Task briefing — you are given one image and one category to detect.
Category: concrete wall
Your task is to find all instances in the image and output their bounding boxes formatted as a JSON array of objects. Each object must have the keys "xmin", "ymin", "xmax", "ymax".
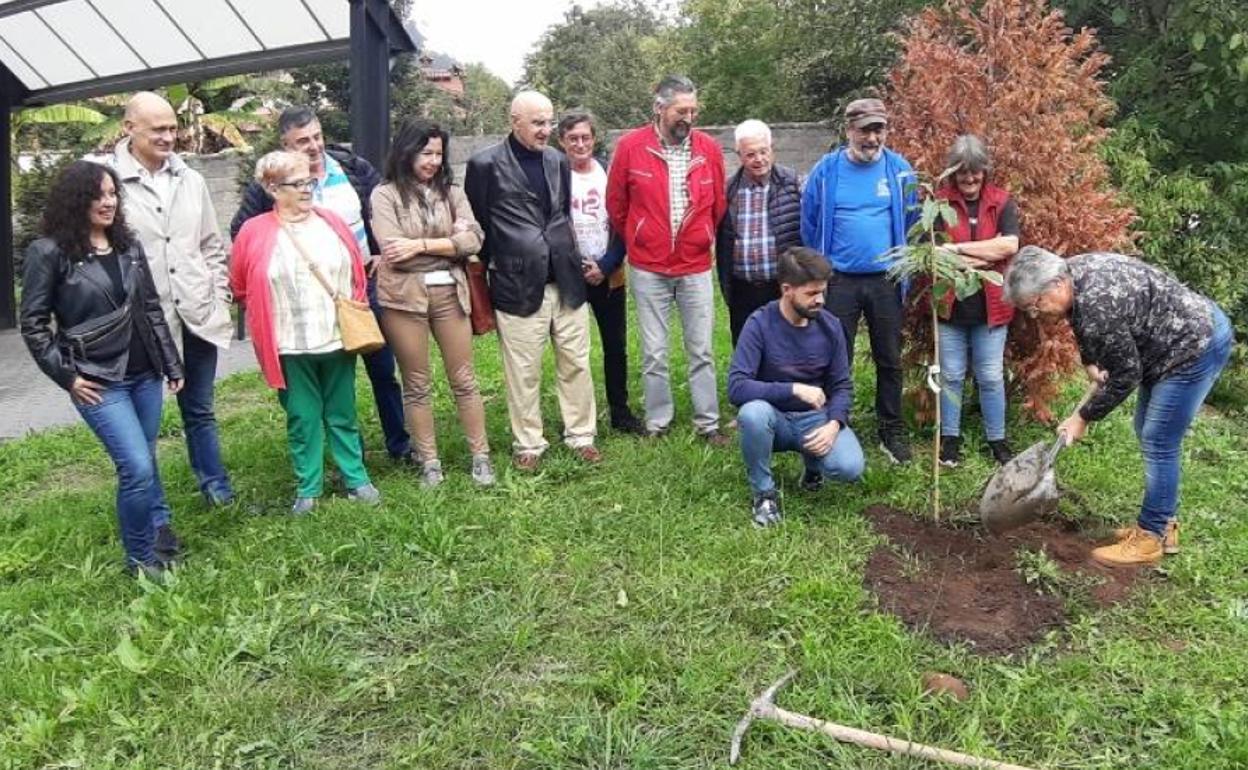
[{"xmin": 189, "ymin": 122, "xmax": 840, "ymax": 239}]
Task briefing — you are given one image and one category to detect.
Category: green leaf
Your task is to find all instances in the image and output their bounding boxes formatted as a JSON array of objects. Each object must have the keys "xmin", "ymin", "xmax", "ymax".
[
  {"xmin": 1231, "ymin": 33, "xmax": 1243, "ymax": 51},
  {"xmin": 932, "ymin": 279, "xmax": 953, "ymax": 300},
  {"xmin": 953, "ymin": 271, "xmax": 981, "ymax": 300},
  {"xmin": 937, "ymin": 201, "xmax": 959, "ymax": 228},
  {"xmin": 978, "ymin": 269, "xmax": 1004, "ymax": 286},
  {"xmin": 113, "ymin": 634, "xmax": 150, "ymax": 674},
  {"xmin": 1110, "ymin": 6, "xmax": 1128, "ymax": 25},
  {"xmin": 1192, "ymin": 30, "xmax": 1206, "ymax": 52}
]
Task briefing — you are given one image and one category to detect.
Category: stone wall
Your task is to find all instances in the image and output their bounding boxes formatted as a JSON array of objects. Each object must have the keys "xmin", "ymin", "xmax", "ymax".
[
  {"xmin": 190, "ymin": 121, "xmax": 840, "ymax": 240},
  {"xmin": 183, "ymin": 150, "xmax": 248, "ymax": 241}
]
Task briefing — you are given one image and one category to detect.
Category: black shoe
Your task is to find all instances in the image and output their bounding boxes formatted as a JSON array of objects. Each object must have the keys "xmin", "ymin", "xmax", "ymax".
[
  {"xmin": 939, "ymin": 436, "xmax": 962, "ymax": 467},
  {"xmin": 126, "ymin": 560, "xmax": 170, "ymax": 582},
  {"xmin": 154, "ymin": 525, "xmax": 183, "ymax": 561},
  {"xmin": 751, "ymin": 490, "xmax": 783, "ymax": 528},
  {"xmin": 799, "ymin": 468, "xmax": 824, "ymax": 492},
  {"xmin": 987, "ymin": 439, "xmax": 1015, "ymax": 465},
  {"xmin": 610, "ymin": 412, "xmax": 647, "ymax": 436},
  {"xmin": 878, "ymin": 430, "xmax": 912, "ymax": 464}
]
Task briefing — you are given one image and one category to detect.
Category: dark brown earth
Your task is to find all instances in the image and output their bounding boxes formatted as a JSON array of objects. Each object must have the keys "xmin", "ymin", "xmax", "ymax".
[{"xmin": 863, "ymin": 505, "xmax": 1146, "ymax": 655}]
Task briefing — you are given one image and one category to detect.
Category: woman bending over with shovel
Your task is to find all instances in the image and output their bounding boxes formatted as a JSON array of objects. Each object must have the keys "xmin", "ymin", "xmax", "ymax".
[{"xmin": 1004, "ymin": 246, "xmax": 1234, "ymax": 566}]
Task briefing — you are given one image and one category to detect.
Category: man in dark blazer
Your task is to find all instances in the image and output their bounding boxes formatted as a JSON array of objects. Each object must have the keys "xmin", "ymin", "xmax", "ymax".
[{"xmin": 464, "ymin": 90, "xmax": 600, "ymax": 470}]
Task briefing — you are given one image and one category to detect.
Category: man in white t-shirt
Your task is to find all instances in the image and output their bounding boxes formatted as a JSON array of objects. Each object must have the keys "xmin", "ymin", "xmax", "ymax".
[{"xmin": 557, "ymin": 109, "xmax": 644, "ymax": 434}]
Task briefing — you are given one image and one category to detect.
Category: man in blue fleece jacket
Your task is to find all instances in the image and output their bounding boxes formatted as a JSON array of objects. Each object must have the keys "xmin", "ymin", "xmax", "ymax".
[
  {"xmin": 800, "ymin": 98, "xmax": 918, "ymax": 465},
  {"xmin": 728, "ymin": 247, "xmax": 865, "ymax": 527}
]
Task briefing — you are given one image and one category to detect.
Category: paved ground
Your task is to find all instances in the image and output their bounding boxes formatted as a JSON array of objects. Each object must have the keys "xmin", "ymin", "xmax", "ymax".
[{"xmin": 0, "ymin": 329, "xmax": 258, "ymax": 441}]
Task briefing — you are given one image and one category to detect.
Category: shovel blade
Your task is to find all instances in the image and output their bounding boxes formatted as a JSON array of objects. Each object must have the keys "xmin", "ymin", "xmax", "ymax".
[{"xmin": 980, "ymin": 437, "xmax": 1065, "ymax": 533}]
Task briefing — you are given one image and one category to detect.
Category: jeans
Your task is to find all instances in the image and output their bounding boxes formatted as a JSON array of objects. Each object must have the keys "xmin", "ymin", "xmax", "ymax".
[
  {"xmin": 173, "ymin": 328, "xmax": 233, "ymax": 509},
  {"xmin": 824, "ymin": 272, "xmax": 904, "ymax": 434},
  {"xmin": 586, "ymin": 281, "xmax": 633, "ymax": 421},
  {"xmin": 937, "ymin": 322, "xmax": 1008, "ymax": 441},
  {"xmin": 631, "ymin": 266, "xmax": 720, "ymax": 434},
  {"xmin": 74, "ymin": 374, "xmax": 169, "ymax": 566},
  {"xmin": 728, "ymin": 277, "xmax": 781, "ymax": 347},
  {"xmin": 737, "ymin": 400, "xmax": 865, "ymax": 495},
  {"xmin": 363, "ymin": 274, "xmax": 412, "ymax": 459},
  {"xmin": 1134, "ymin": 304, "xmax": 1234, "ymax": 536}
]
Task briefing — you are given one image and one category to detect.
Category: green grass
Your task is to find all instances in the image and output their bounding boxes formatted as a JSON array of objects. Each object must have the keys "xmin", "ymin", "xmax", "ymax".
[{"xmin": 2, "ymin": 319, "xmax": 1248, "ymax": 769}]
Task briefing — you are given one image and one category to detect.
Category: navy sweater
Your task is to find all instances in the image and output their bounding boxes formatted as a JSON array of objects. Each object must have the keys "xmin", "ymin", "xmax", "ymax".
[{"xmin": 727, "ymin": 301, "xmax": 853, "ymax": 427}]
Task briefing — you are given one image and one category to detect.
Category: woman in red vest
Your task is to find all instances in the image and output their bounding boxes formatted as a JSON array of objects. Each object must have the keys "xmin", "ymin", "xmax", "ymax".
[{"xmin": 936, "ymin": 135, "xmax": 1020, "ymax": 467}]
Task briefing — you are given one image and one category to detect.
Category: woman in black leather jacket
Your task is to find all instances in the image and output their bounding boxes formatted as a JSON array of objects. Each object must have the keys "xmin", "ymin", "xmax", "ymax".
[{"xmin": 20, "ymin": 161, "xmax": 185, "ymax": 580}]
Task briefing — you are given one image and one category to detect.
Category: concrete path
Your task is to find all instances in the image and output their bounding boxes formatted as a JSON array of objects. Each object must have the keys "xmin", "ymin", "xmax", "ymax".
[{"xmin": 0, "ymin": 329, "xmax": 258, "ymax": 441}]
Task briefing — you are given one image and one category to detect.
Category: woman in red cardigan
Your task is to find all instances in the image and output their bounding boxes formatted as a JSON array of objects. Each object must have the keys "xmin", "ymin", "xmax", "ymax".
[
  {"xmin": 936, "ymin": 135, "xmax": 1021, "ymax": 467},
  {"xmin": 230, "ymin": 150, "xmax": 381, "ymax": 514}
]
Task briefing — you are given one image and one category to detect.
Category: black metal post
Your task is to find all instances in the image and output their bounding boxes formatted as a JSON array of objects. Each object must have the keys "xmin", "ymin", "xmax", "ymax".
[
  {"xmin": 0, "ymin": 90, "xmax": 14, "ymax": 330},
  {"xmin": 349, "ymin": 0, "xmax": 391, "ymax": 170}
]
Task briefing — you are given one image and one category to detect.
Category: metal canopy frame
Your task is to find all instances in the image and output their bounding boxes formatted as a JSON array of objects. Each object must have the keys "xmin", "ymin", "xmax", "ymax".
[{"xmin": 0, "ymin": 0, "xmax": 414, "ymax": 329}]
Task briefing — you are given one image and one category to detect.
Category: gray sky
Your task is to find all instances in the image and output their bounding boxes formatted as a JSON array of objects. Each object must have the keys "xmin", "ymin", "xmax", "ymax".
[{"xmin": 412, "ymin": 0, "xmax": 604, "ymax": 85}]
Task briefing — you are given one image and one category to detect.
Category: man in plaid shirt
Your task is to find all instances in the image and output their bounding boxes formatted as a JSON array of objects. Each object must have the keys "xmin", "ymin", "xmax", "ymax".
[
  {"xmin": 607, "ymin": 76, "xmax": 729, "ymax": 444},
  {"xmin": 715, "ymin": 120, "xmax": 804, "ymax": 346}
]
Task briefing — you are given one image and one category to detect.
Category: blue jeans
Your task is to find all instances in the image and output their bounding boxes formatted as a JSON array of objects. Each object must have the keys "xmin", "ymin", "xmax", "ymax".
[
  {"xmin": 737, "ymin": 400, "xmax": 865, "ymax": 495},
  {"xmin": 74, "ymin": 374, "xmax": 169, "ymax": 566},
  {"xmin": 1134, "ymin": 305, "xmax": 1234, "ymax": 536},
  {"xmin": 172, "ymin": 328, "xmax": 233, "ymax": 509},
  {"xmin": 363, "ymin": 274, "xmax": 412, "ymax": 458},
  {"xmin": 938, "ymin": 322, "xmax": 1008, "ymax": 441}
]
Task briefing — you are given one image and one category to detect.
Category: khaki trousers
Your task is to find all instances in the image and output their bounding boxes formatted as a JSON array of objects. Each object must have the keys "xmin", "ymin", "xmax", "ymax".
[
  {"xmin": 494, "ymin": 284, "xmax": 597, "ymax": 454},
  {"xmin": 380, "ymin": 286, "xmax": 489, "ymax": 462}
]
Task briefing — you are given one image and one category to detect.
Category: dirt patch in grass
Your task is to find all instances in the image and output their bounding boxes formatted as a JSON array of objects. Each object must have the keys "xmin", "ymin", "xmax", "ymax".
[{"xmin": 863, "ymin": 505, "xmax": 1145, "ymax": 655}]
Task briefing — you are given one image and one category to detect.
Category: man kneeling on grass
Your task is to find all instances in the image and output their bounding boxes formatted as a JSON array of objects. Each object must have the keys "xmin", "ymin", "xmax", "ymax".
[{"xmin": 728, "ymin": 247, "xmax": 866, "ymax": 527}]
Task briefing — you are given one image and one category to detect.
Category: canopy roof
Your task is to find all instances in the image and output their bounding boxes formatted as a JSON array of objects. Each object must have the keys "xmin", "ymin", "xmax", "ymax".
[{"xmin": 0, "ymin": 0, "xmax": 414, "ymax": 105}]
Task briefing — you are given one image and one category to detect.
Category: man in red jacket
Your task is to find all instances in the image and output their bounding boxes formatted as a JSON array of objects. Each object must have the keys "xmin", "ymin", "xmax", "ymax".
[{"xmin": 606, "ymin": 75, "xmax": 729, "ymax": 444}]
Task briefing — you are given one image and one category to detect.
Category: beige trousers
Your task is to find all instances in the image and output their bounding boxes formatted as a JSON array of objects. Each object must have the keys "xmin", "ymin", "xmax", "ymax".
[
  {"xmin": 380, "ymin": 286, "xmax": 489, "ymax": 462},
  {"xmin": 494, "ymin": 284, "xmax": 597, "ymax": 454}
]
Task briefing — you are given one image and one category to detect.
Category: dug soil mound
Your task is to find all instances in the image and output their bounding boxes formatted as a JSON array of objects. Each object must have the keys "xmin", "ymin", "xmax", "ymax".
[{"xmin": 863, "ymin": 505, "xmax": 1146, "ymax": 655}]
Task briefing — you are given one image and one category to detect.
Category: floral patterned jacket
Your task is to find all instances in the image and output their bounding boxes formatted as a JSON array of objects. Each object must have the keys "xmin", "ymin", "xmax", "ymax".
[{"xmin": 1069, "ymin": 252, "xmax": 1214, "ymax": 421}]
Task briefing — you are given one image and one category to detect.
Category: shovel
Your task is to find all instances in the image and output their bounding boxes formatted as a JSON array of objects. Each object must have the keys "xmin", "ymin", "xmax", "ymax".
[{"xmin": 979, "ymin": 383, "xmax": 1097, "ymax": 534}]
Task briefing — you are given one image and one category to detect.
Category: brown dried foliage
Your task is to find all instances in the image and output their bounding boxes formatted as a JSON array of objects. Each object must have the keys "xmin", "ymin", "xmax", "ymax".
[{"xmin": 885, "ymin": 0, "xmax": 1135, "ymax": 421}]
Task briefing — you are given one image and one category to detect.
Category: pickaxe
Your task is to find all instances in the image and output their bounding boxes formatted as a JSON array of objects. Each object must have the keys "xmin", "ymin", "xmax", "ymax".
[{"xmin": 729, "ymin": 670, "xmax": 1037, "ymax": 769}]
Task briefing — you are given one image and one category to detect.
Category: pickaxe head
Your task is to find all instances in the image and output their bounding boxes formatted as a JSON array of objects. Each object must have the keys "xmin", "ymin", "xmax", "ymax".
[{"xmin": 729, "ymin": 670, "xmax": 797, "ymax": 765}]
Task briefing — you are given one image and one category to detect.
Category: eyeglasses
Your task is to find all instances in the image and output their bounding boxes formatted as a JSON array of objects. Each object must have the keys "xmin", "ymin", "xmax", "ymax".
[{"xmin": 277, "ymin": 178, "xmax": 317, "ymax": 192}]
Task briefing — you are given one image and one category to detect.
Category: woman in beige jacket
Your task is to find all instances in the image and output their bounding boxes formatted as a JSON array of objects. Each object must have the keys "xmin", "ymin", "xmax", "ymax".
[{"xmin": 371, "ymin": 119, "xmax": 494, "ymax": 486}]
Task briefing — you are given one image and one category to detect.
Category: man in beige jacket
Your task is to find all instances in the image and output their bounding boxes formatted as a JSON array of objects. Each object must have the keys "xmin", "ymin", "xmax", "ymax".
[{"xmin": 111, "ymin": 92, "xmax": 235, "ymax": 555}]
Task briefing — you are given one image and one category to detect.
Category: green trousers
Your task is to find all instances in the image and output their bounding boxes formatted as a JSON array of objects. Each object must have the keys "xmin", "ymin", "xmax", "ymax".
[{"xmin": 277, "ymin": 351, "xmax": 371, "ymax": 497}]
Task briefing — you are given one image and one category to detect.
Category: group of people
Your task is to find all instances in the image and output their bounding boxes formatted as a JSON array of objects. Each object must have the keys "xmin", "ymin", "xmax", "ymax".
[{"xmin": 19, "ymin": 75, "xmax": 1233, "ymax": 578}]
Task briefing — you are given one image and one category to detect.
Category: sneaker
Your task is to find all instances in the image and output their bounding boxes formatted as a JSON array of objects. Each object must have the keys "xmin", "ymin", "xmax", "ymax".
[
  {"xmin": 573, "ymin": 445, "xmax": 603, "ymax": 464},
  {"xmin": 347, "ymin": 483, "xmax": 382, "ymax": 505},
  {"xmin": 290, "ymin": 497, "xmax": 317, "ymax": 516},
  {"xmin": 987, "ymin": 439, "xmax": 1015, "ymax": 465},
  {"xmin": 1114, "ymin": 519, "xmax": 1179, "ymax": 555},
  {"xmin": 644, "ymin": 425, "xmax": 670, "ymax": 440},
  {"xmin": 513, "ymin": 452, "xmax": 542, "ymax": 471},
  {"xmin": 879, "ymin": 430, "xmax": 912, "ymax": 464},
  {"xmin": 154, "ymin": 524, "xmax": 183, "ymax": 561},
  {"xmin": 204, "ymin": 489, "xmax": 236, "ymax": 507},
  {"xmin": 751, "ymin": 490, "xmax": 783, "ymax": 528},
  {"xmin": 610, "ymin": 412, "xmax": 647, "ymax": 436},
  {"xmin": 701, "ymin": 429, "xmax": 733, "ymax": 448},
  {"xmin": 420, "ymin": 459, "xmax": 445, "ymax": 488},
  {"xmin": 799, "ymin": 468, "xmax": 824, "ymax": 492},
  {"xmin": 939, "ymin": 436, "xmax": 962, "ymax": 467},
  {"xmin": 471, "ymin": 453, "xmax": 496, "ymax": 486},
  {"xmin": 1092, "ymin": 526, "xmax": 1162, "ymax": 566}
]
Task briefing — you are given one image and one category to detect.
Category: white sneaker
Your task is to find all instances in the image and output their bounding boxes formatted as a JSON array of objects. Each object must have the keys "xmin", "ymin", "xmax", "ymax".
[{"xmin": 470, "ymin": 454, "xmax": 496, "ymax": 486}]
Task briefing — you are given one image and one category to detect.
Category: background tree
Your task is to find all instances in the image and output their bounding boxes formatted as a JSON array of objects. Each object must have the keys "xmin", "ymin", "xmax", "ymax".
[
  {"xmin": 522, "ymin": 1, "xmax": 672, "ymax": 127},
  {"xmin": 887, "ymin": 0, "xmax": 1135, "ymax": 421}
]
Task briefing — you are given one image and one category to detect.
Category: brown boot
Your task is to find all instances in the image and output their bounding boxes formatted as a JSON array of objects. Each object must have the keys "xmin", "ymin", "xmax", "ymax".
[
  {"xmin": 1093, "ymin": 527, "xmax": 1163, "ymax": 567},
  {"xmin": 1114, "ymin": 520, "xmax": 1179, "ymax": 554}
]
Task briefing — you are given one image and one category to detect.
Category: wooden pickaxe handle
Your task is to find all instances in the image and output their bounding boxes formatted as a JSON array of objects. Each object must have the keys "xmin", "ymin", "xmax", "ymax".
[{"xmin": 763, "ymin": 702, "xmax": 1037, "ymax": 770}]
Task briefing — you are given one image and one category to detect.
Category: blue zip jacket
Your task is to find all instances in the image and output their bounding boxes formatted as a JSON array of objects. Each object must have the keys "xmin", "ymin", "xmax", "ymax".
[{"xmin": 799, "ymin": 147, "xmax": 919, "ymax": 273}]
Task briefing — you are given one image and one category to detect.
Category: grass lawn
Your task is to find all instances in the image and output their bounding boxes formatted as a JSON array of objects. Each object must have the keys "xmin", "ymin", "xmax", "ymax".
[{"xmin": 2, "ymin": 317, "xmax": 1247, "ymax": 770}]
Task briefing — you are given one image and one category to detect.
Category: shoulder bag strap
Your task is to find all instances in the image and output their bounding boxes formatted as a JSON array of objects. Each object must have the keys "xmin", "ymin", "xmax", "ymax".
[{"xmin": 280, "ymin": 218, "xmax": 340, "ymax": 300}]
